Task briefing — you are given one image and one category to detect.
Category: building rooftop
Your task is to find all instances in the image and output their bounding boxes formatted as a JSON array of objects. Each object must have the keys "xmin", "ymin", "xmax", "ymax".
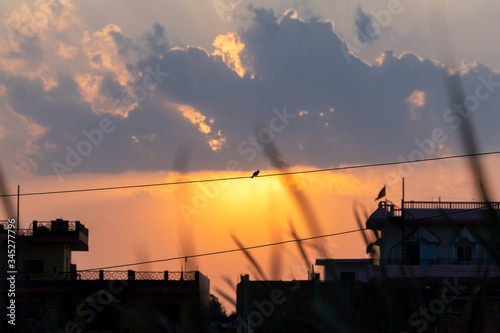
[
  {"xmin": 0, "ymin": 219, "xmax": 89, "ymax": 251},
  {"xmin": 367, "ymin": 200, "xmax": 500, "ymax": 229}
]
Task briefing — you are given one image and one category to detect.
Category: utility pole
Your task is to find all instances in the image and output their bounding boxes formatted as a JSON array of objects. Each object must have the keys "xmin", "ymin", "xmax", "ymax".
[
  {"xmin": 401, "ymin": 178, "xmax": 405, "ymax": 265},
  {"xmin": 16, "ymin": 185, "xmax": 19, "ymax": 235}
]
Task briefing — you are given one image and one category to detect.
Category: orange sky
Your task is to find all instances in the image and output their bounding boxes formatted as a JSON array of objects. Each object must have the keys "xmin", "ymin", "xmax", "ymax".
[
  {"xmin": 6, "ymin": 155, "xmax": 500, "ymax": 312},
  {"xmin": 1, "ymin": 0, "xmax": 500, "ymax": 317}
]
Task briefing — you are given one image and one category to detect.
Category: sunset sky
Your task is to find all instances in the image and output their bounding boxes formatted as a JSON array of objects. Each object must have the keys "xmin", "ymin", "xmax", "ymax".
[{"xmin": 2, "ymin": 0, "xmax": 500, "ymax": 311}]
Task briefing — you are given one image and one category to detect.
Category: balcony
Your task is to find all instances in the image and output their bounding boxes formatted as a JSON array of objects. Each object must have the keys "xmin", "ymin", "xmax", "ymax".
[{"xmin": 0, "ymin": 219, "xmax": 89, "ymax": 251}]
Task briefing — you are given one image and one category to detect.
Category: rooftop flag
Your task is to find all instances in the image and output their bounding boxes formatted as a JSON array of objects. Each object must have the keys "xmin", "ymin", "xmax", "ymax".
[{"xmin": 375, "ymin": 185, "xmax": 386, "ymax": 201}]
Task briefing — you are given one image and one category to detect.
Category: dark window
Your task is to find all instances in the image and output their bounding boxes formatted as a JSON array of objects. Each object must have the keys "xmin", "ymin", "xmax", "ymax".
[
  {"xmin": 340, "ymin": 272, "xmax": 356, "ymax": 283},
  {"xmin": 457, "ymin": 246, "xmax": 472, "ymax": 262},
  {"xmin": 405, "ymin": 243, "xmax": 420, "ymax": 265}
]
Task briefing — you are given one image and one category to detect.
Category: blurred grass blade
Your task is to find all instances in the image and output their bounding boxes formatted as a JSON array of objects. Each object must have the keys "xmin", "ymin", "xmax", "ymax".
[
  {"xmin": 0, "ymin": 163, "xmax": 15, "ymax": 219},
  {"xmin": 231, "ymin": 232, "xmax": 267, "ymax": 280}
]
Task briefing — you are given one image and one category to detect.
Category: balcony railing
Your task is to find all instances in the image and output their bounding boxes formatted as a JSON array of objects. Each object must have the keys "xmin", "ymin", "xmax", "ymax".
[
  {"xmin": 0, "ymin": 226, "xmax": 32, "ymax": 236},
  {"xmin": 35, "ymin": 220, "xmax": 76, "ymax": 232},
  {"xmin": 378, "ymin": 201, "xmax": 402, "ymax": 217},
  {"xmin": 403, "ymin": 201, "xmax": 500, "ymax": 210},
  {"xmin": 0, "ymin": 219, "xmax": 88, "ymax": 237},
  {"xmin": 9, "ymin": 270, "xmax": 198, "ymax": 281}
]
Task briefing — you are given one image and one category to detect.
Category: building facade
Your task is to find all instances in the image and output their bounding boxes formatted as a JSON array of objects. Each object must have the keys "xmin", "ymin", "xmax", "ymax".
[{"xmin": 368, "ymin": 200, "xmax": 500, "ymax": 267}]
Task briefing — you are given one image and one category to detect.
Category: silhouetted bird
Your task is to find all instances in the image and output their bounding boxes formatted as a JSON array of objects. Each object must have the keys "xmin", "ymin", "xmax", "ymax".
[{"xmin": 251, "ymin": 170, "xmax": 259, "ymax": 178}]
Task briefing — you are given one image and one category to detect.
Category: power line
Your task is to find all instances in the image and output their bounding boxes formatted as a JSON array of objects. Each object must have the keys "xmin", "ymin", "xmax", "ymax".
[
  {"xmin": 26, "ymin": 228, "xmax": 368, "ymax": 279},
  {"xmin": 1, "ymin": 149, "xmax": 500, "ymax": 198},
  {"xmin": 77, "ymin": 228, "xmax": 366, "ymax": 271},
  {"xmin": 68, "ymin": 204, "xmax": 500, "ymax": 272},
  {"xmin": 19, "ymin": 204, "xmax": 500, "ymax": 278}
]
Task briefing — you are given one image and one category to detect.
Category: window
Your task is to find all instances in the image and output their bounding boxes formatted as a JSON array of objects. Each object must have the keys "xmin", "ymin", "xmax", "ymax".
[
  {"xmin": 405, "ymin": 243, "xmax": 420, "ymax": 265},
  {"xmin": 456, "ymin": 236, "xmax": 474, "ymax": 263},
  {"xmin": 420, "ymin": 243, "xmax": 437, "ymax": 265},
  {"xmin": 340, "ymin": 272, "xmax": 356, "ymax": 283},
  {"xmin": 457, "ymin": 246, "xmax": 472, "ymax": 263}
]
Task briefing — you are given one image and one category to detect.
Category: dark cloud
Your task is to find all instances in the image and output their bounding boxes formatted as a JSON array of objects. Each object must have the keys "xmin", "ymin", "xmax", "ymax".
[
  {"xmin": 354, "ymin": 5, "xmax": 377, "ymax": 45},
  {"xmin": 5, "ymin": 33, "xmax": 45, "ymax": 72},
  {"xmin": 91, "ymin": 54, "xmax": 102, "ymax": 65},
  {"xmin": 4, "ymin": 8, "xmax": 500, "ymax": 178},
  {"xmin": 111, "ymin": 23, "xmax": 170, "ymax": 61},
  {"xmin": 137, "ymin": 23, "xmax": 170, "ymax": 58},
  {"xmin": 100, "ymin": 73, "xmax": 127, "ymax": 101},
  {"xmin": 110, "ymin": 30, "xmax": 134, "ymax": 57}
]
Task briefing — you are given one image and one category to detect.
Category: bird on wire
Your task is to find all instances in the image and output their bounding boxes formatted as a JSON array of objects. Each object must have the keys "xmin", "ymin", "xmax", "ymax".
[{"xmin": 251, "ymin": 170, "xmax": 260, "ymax": 178}]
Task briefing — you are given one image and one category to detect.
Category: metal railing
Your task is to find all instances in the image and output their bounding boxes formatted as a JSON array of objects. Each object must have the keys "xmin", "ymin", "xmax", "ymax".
[
  {"xmin": 0, "ymin": 225, "xmax": 32, "ymax": 235},
  {"xmin": 0, "ymin": 219, "xmax": 85, "ymax": 236},
  {"xmin": 9, "ymin": 270, "xmax": 198, "ymax": 281},
  {"xmin": 136, "ymin": 271, "xmax": 164, "ymax": 280},
  {"xmin": 378, "ymin": 201, "xmax": 402, "ymax": 218},
  {"xmin": 34, "ymin": 220, "xmax": 77, "ymax": 232},
  {"xmin": 403, "ymin": 201, "xmax": 500, "ymax": 210}
]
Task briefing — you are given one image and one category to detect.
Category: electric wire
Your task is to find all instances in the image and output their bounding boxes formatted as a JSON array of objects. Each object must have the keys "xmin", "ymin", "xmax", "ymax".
[{"xmin": 1, "ymin": 150, "xmax": 499, "ymax": 198}]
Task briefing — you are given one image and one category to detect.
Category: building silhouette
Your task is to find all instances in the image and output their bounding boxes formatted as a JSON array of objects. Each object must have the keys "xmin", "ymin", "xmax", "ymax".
[
  {"xmin": 0, "ymin": 219, "xmax": 210, "ymax": 332},
  {"xmin": 237, "ymin": 200, "xmax": 500, "ymax": 332},
  {"xmin": 316, "ymin": 200, "xmax": 500, "ymax": 331},
  {"xmin": 4, "ymin": 199, "xmax": 500, "ymax": 331},
  {"xmin": 370, "ymin": 200, "xmax": 500, "ymax": 266}
]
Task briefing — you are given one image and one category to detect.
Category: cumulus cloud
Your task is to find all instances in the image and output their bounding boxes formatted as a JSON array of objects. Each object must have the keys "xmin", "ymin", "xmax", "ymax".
[
  {"xmin": 1, "ymin": 0, "xmax": 77, "ymax": 70},
  {"xmin": 1, "ymin": 5, "xmax": 500, "ymax": 179},
  {"xmin": 57, "ymin": 40, "xmax": 78, "ymax": 59}
]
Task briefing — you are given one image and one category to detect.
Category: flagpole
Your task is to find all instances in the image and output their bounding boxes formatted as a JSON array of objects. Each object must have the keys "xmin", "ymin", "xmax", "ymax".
[{"xmin": 385, "ymin": 184, "xmax": 387, "ymax": 205}]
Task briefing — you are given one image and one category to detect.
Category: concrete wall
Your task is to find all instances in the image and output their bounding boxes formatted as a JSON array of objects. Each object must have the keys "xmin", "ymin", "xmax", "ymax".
[{"xmin": 18, "ymin": 242, "xmax": 70, "ymax": 273}]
